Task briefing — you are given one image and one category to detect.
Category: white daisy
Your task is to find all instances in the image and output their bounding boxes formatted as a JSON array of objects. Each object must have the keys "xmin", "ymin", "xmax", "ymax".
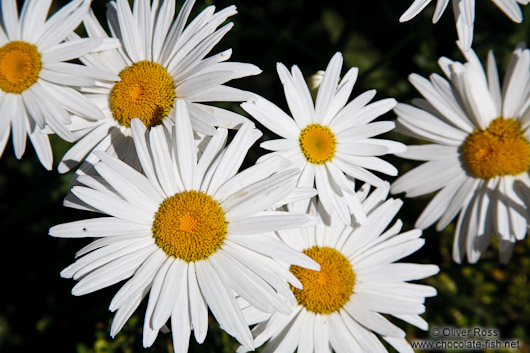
[
  {"xmin": 50, "ymin": 100, "xmax": 320, "ymax": 352},
  {"xmin": 399, "ymin": 0, "xmax": 528, "ymax": 50},
  {"xmin": 392, "ymin": 42, "xmax": 530, "ymax": 263},
  {"xmin": 241, "ymin": 52, "xmax": 405, "ymax": 226},
  {"xmin": 238, "ymin": 184, "xmax": 439, "ymax": 353},
  {"xmin": 58, "ymin": 0, "xmax": 261, "ymax": 174},
  {"xmin": 0, "ymin": 0, "xmax": 115, "ymax": 169}
]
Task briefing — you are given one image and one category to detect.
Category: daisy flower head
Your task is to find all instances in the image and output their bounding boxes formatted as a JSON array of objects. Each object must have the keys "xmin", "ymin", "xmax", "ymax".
[
  {"xmin": 0, "ymin": 0, "xmax": 113, "ymax": 169},
  {"xmin": 399, "ymin": 0, "xmax": 528, "ymax": 50},
  {"xmin": 242, "ymin": 52, "xmax": 405, "ymax": 226},
  {"xmin": 392, "ymin": 42, "xmax": 530, "ymax": 263},
  {"xmin": 50, "ymin": 100, "xmax": 321, "ymax": 352},
  {"xmin": 238, "ymin": 184, "xmax": 439, "ymax": 353},
  {"xmin": 58, "ymin": 0, "xmax": 261, "ymax": 174}
]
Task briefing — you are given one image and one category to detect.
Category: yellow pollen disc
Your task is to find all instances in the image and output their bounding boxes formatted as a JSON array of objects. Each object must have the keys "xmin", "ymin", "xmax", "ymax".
[
  {"xmin": 110, "ymin": 61, "xmax": 176, "ymax": 128},
  {"xmin": 0, "ymin": 41, "xmax": 41, "ymax": 94},
  {"xmin": 152, "ymin": 191, "xmax": 227, "ymax": 262},
  {"xmin": 462, "ymin": 118, "xmax": 530, "ymax": 179},
  {"xmin": 299, "ymin": 124, "xmax": 337, "ymax": 164},
  {"xmin": 290, "ymin": 246, "xmax": 355, "ymax": 314}
]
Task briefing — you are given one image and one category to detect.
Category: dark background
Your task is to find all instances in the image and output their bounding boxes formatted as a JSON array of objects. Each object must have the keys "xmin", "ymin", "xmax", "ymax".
[{"xmin": 1, "ymin": 0, "xmax": 529, "ymax": 352}]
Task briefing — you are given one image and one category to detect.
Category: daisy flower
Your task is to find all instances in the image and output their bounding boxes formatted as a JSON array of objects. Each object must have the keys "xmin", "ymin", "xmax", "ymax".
[
  {"xmin": 399, "ymin": 0, "xmax": 528, "ymax": 50},
  {"xmin": 0, "ymin": 0, "xmax": 114, "ymax": 169},
  {"xmin": 58, "ymin": 0, "xmax": 261, "ymax": 174},
  {"xmin": 50, "ymin": 100, "xmax": 320, "ymax": 352},
  {"xmin": 242, "ymin": 52, "xmax": 405, "ymax": 226},
  {"xmin": 392, "ymin": 42, "xmax": 530, "ymax": 263},
  {"xmin": 238, "ymin": 184, "xmax": 439, "ymax": 353}
]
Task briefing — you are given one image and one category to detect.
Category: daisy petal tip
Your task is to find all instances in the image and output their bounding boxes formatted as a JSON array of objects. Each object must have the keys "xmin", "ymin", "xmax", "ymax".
[
  {"xmin": 247, "ymin": 64, "xmax": 262, "ymax": 76},
  {"xmin": 240, "ymin": 101, "xmax": 252, "ymax": 111},
  {"xmin": 408, "ymin": 72, "xmax": 422, "ymax": 83},
  {"xmin": 307, "ymin": 258, "xmax": 321, "ymax": 272},
  {"xmin": 110, "ymin": 331, "xmax": 117, "ymax": 339},
  {"xmin": 434, "ymin": 222, "xmax": 446, "ymax": 232},
  {"xmin": 399, "ymin": 14, "xmax": 409, "ymax": 23},
  {"xmin": 433, "ymin": 265, "xmax": 441, "ymax": 275},
  {"xmin": 304, "ymin": 214, "xmax": 320, "ymax": 227},
  {"xmin": 92, "ymin": 150, "xmax": 109, "ymax": 161},
  {"xmin": 389, "ymin": 184, "xmax": 400, "ymax": 196},
  {"xmin": 59, "ymin": 268, "xmax": 73, "ymax": 279},
  {"xmin": 70, "ymin": 282, "xmax": 87, "ymax": 296},
  {"xmin": 331, "ymin": 51, "xmax": 343, "ymax": 61},
  {"xmin": 387, "ymin": 98, "xmax": 398, "ymax": 109},
  {"xmin": 48, "ymin": 224, "xmax": 63, "ymax": 237},
  {"xmin": 392, "ymin": 142, "xmax": 407, "ymax": 154},
  {"xmin": 414, "ymin": 218, "xmax": 428, "ymax": 230}
]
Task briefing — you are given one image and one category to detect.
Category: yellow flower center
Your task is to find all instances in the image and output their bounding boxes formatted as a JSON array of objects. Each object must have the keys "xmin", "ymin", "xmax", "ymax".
[
  {"xmin": 299, "ymin": 124, "xmax": 336, "ymax": 164},
  {"xmin": 152, "ymin": 191, "xmax": 227, "ymax": 262},
  {"xmin": 462, "ymin": 118, "xmax": 530, "ymax": 179},
  {"xmin": 110, "ymin": 61, "xmax": 176, "ymax": 128},
  {"xmin": 0, "ymin": 41, "xmax": 41, "ymax": 94},
  {"xmin": 290, "ymin": 246, "xmax": 355, "ymax": 314}
]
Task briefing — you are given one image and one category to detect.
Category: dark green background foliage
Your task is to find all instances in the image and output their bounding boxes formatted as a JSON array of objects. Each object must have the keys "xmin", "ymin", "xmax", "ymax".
[{"xmin": 1, "ymin": 0, "xmax": 529, "ymax": 352}]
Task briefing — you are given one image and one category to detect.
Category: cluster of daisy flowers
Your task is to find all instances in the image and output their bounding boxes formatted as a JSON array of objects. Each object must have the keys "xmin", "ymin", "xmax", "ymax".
[{"xmin": 1, "ymin": 0, "xmax": 528, "ymax": 352}]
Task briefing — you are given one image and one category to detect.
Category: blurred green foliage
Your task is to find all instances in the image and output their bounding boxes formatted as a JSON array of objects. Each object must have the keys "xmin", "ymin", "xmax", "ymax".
[{"xmin": 1, "ymin": 0, "xmax": 529, "ymax": 352}]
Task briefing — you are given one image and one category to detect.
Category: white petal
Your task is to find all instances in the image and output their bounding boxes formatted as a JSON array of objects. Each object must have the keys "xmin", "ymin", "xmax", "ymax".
[
  {"xmin": 10, "ymin": 95, "xmax": 28, "ymax": 159},
  {"xmin": 207, "ymin": 123, "xmax": 261, "ymax": 195},
  {"xmin": 315, "ymin": 165, "xmax": 352, "ymax": 224},
  {"xmin": 188, "ymin": 263, "xmax": 209, "ymax": 343},
  {"xmin": 94, "ymin": 162, "xmax": 159, "ymax": 212},
  {"xmin": 383, "ymin": 336, "xmax": 414, "ymax": 353},
  {"xmin": 400, "ymin": 0, "xmax": 432, "ymax": 22},
  {"xmin": 228, "ymin": 234, "xmax": 319, "ymax": 271},
  {"xmin": 330, "ymin": 90, "xmax": 376, "ymax": 128},
  {"xmin": 436, "ymin": 177, "xmax": 478, "ymax": 231},
  {"xmin": 433, "ymin": 0, "xmax": 450, "ymax": 22},
  {"xmin": 50, "ymin": 217, "xmax": 150, "ymax": 238},
  {"xmin": 315, "ymin": 52, "xmax": 343, "ymax": 123},
  {"xmin": 38, "ymin": 0, "xmax": 90, "ymax": 50},
  {"xmin": 214, "ymin": 155, "xmax": 293, "ymax": 202},
  {"xmin": 171, "ymin": 266, "xmax": 191, "ymax": 353},
  {"xmin": 96, "ymin": 151, "xmax": 164, "ymax": 202},
  {"xmin": 352, "ymin": 292, "xmax": 425, "ymax": 315},
  {"xmin": 241, "ymin": 97, "xmax": 300, "ymax": 140},
  {"xmin": 109, "ymin": 249, "xmax": 166, "ymax": 312},
  {"xmin": 71, "ymin": 186, "xmax": 154, "ymax": 224},
  {"xmin": 194, "ymin": 127, "xmax": 228, "ymax": 190},
  {"xmin": 344, "ymin": 301, "xmax": 405, "ymax": 338},
  {"xmin": 228, "ymin": 211, "xmax": 317, "ymax": 234},
  {"xmin": 151, "ymin": 259, "xmax": 188, "ymax": 331},
  {"xmin": 327, "ymin": 312, "xmax": 363, "ymax": 353},
  {"xmin": 41, "ymin": 38, "xmax": 103, "ymax": 63},
  {"xmin": 149, "ymin": 125, "xmax": 181, "ymax": 196},
  {"xmin": 313, "ymin": 314, "xmax": 331, "ymax": 353},
  {"xmin": 277, "ymin": 63, "xmax": 312, "ymax": 128},
  {"xmin": 143, "ymin": 257, "xmax": 173, "ymax": 347},
  {"xmin": 492, "ymin": 0, "xmax": 524, "ymax": 22},
  {"xmin": 195, "ymin": 259, "xmax": 254, "ymax": 349},
  {"xmin": 28, "ymin": 126, "xmax": 52, "ymax": 170},
  {"xmin": 116, "ymin": 0, "xmax": 141, "ymax": 62},
  {"xmin": 2, "ymin": 0, "xmax": 19, "ymax": 40},
  {"xmin": 222, "ymin": 169, "xmax": 298, "ymax": 220},
  {"xmin": 222, "ymin": 242, "xmax": 299, "ymax": 303},
  {"xmin": 174, "ymin": 100, "xmax": 197, "ymax": 190},
  {"xmin": 415, "ymin": 172, "xmax": 467, "ymax": 229},
  {"xmin": 335, "ymin": 121, "xmax": 395, "ymax": 142},
  {"xmin": 72, "ymin": 245, "xmax": 154, "ymax": 295},
  {"xmin": 209, "ymin": 252, "xmax": 276, "ymax": 314}
]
